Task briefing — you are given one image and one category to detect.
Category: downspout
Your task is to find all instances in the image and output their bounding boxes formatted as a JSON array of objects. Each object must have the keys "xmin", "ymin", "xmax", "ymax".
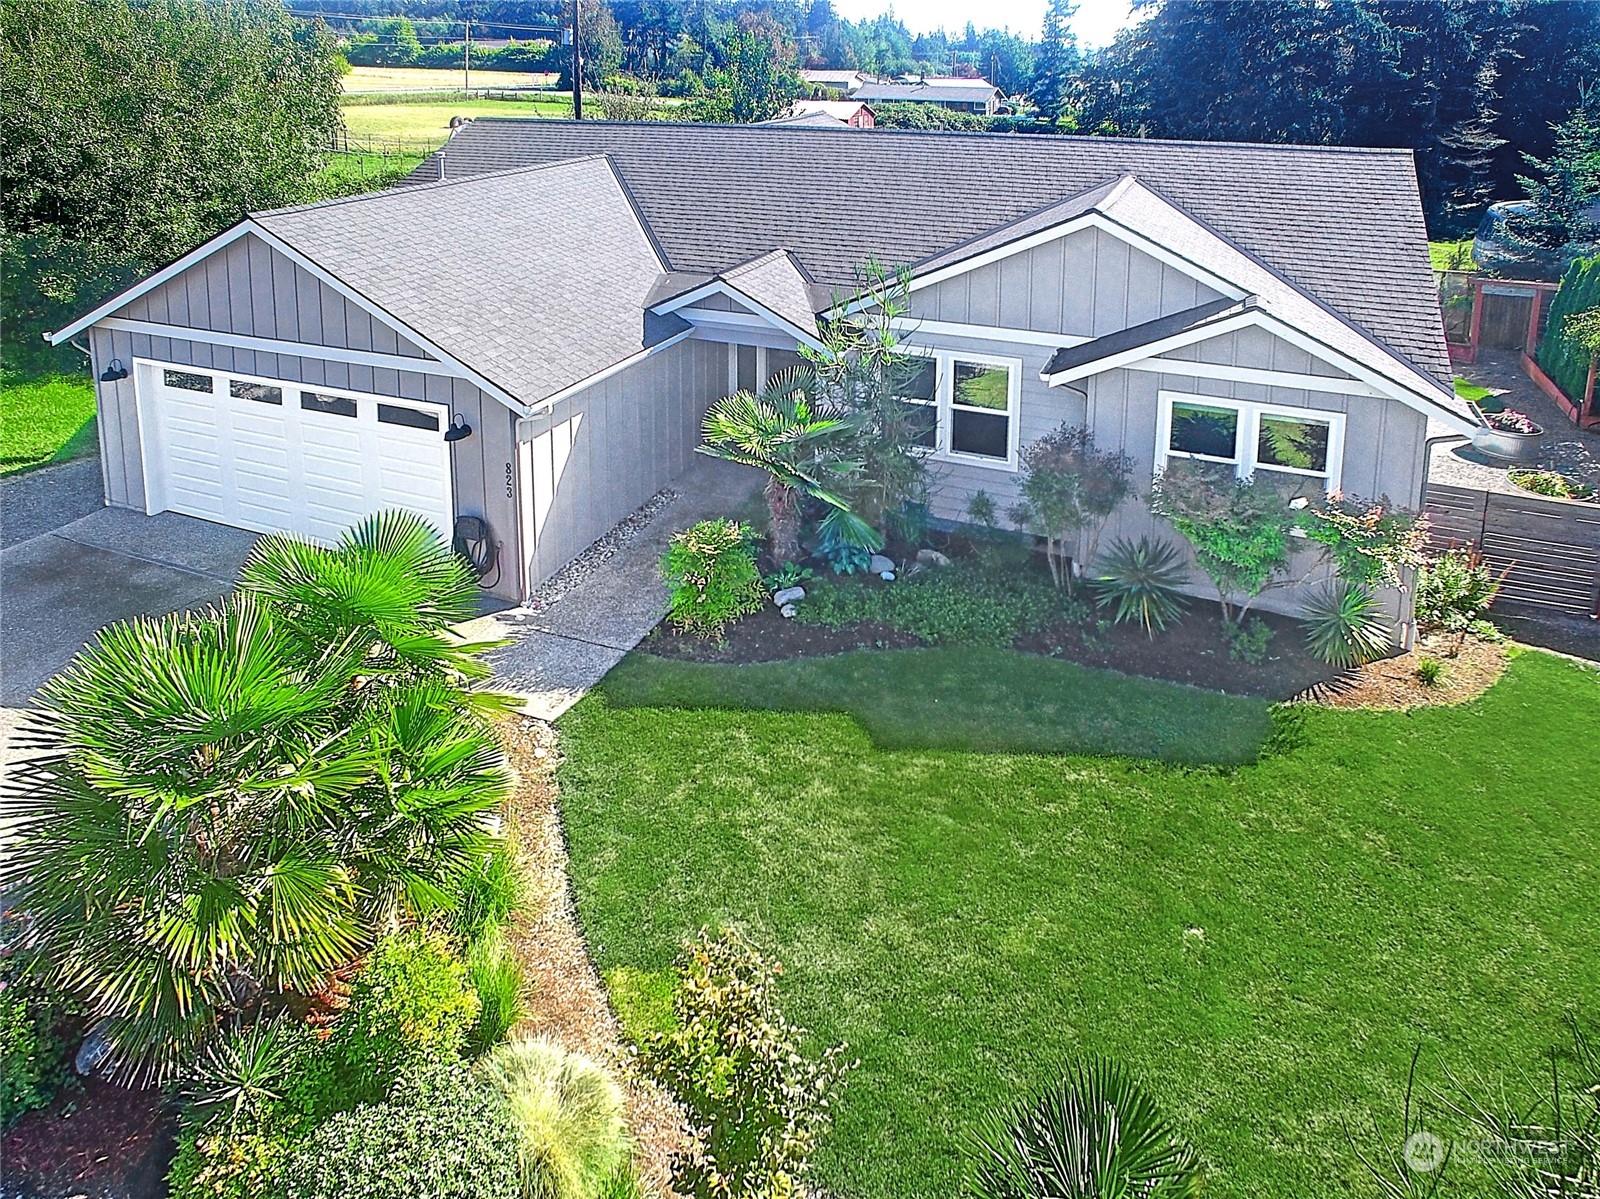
[{"xmin": 1407, "ymin": 428, "xmax": 1471, "ymax": 650}]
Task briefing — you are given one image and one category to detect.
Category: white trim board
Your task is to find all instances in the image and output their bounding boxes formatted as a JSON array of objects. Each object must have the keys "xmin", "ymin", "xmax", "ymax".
[
  {"xmin": 1122, "ymin": 355, "xmax": 1381, "ymax": 397},
  {"xmin": 652, "ymin": 280, "xmax": 825, "ymax": 351},
  {"xmin": 892, "ymin": 317, "xmax": 1093, "ymax": 349},
  {"xmin": 97, "ymin": 317, "xmax": 464, "ymax": 379}
]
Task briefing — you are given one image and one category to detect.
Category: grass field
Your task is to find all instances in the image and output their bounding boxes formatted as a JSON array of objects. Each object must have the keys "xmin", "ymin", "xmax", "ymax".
[
  {"xmin": 560, "ymin": 647, "xmax": 1600, "ymax": 1198},
  {"xmin": 1, "ymin": 376, "xmax": 97, "ymax": 474},
  {"xmin": 339, "ymin": 97, "xmax": 573, "ymax": 149},
  {"xmin": 342, "ymin": 65, "xmax": 559, "ymax": 93}
]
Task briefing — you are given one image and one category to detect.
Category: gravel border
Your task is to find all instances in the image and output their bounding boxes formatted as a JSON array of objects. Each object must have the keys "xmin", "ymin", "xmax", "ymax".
[{"xmin": 523, "ymin": 488, "xmax": 680, "ymax": 611}]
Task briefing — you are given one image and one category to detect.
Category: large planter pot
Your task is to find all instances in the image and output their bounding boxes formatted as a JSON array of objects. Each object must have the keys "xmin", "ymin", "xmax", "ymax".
[{"xmin": 1472, "ymin": 424, "xmax": 1545, "ymax": 462}]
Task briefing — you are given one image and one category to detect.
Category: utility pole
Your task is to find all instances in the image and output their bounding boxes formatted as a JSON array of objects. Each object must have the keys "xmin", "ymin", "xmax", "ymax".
[
  {"xmin": 571, "ymin": 0, "xmax": 583, "ymax": 120},
  {"xmin": 464, "ymin": 17, "xmax": 471, "ymax": 92}
]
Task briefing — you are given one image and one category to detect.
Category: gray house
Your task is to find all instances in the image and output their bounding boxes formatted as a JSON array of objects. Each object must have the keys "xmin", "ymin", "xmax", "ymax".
[{"xmin": 50, "ymin": 121, "xmax": 1476, "ymax": 633}]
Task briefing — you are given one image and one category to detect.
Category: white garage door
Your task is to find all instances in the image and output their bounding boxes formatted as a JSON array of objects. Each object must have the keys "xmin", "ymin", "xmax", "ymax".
[{"xmin": 138, "ymin": 362, "xmax": 453, "ymax": 544}]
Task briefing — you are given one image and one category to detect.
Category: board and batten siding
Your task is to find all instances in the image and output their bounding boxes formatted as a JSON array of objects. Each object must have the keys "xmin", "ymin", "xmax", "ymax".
[
  {"xmin": 907, "ymin": 225, "xmax": 1223, "ymax": 336},
  {"xmin": 519, "ymin": 337, "xmax": 727, "ymax": 590},
  {"xmin": 85, "ymin": 231, "xmax": 523, "ymax": 601}
]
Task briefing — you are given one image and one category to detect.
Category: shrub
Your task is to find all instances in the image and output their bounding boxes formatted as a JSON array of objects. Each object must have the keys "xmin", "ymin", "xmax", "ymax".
[
  {"xmin": 967, "ymin": 1056, "xmax": 1202, "ymax": 1199},
  {"xmin": 641, "ymin": 929, "xmax": 854, "ymax": 1199},
  {"xmin": 662, "ymin": 519, "xmax": 764, "ymax": 639},
  {"xmin": 284, "ymin": 1062, "xmax": 522, "ymax": 1199},
  {"xmin": 1415, "ymin": 547, "xmax": 1502, "ymax": 636},
  {"xmin": 1008, "ymin": 425, "xmax": 1134, "ymax": 590},
  {"xmin": 477, "ymin": 1037, "xmax": 630, "ymax": 1199},
  {"xmin": 1295, "ymin": 494, "xmax": 1429, "ymax": 590},
  {"xmin": 0, "ymin": 973, "xmax": 75, "ymax": 1128},
  {"xmin": 1538, "ymin": 255, "xmax": 1600, "ymax": 402},
  {"xmin": 1222, "ymin": 616, "xmax": 1273, "ymax": 664},
  {"xmin": 326, "ymin": 928, "xmax": 481, "ymax": 1106},
  {"xmin": 465, "ymin": 930, "xmax": 528, "ymax": 1056},
  {"xmin": 1301, "ymin": 583, "xmax": 1392, "ymax": 668},
  {"xmin": 1415, "ymin": 656, "xmax": 1447, "ymax": 686},
  {"xmin": 1150, "ymin": 459, "xmax": 1294, "ymax": 626},
  {"xmin": 1089, "ymin": 537, "xmax": 1189, "ymax": 636},
  {"xmin": 761, "ymin": 562, "xmax": 814, "ymax": 592},
  {"xmin": 1508, "ymin": 467, "xmax": 1593, "ymax": 500}
]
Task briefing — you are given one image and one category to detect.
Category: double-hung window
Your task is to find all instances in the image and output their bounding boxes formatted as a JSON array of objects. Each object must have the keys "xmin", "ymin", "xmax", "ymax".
[
  {"xmin": 1157, "ymin": 391, "xmax": 1344, "ymax": 493},
  {"xmin": 893, "ymin": 350, "xmax": 1021, "ymax": 468}
]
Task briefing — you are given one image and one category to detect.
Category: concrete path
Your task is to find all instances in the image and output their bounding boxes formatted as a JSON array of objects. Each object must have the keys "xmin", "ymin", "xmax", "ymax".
[
  {"xmin": 1, "ymin": 457, "xmax": 105, "ymax": 549},
  {"xmin": 484, "ymin": 456, "xmax": 763, "ymax": 720}
]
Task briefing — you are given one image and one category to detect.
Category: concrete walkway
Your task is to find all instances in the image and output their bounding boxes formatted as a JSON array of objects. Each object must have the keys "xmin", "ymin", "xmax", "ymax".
[{"xmin": 483, "ymin": 456, "xmax": 763, "ymax": 719}]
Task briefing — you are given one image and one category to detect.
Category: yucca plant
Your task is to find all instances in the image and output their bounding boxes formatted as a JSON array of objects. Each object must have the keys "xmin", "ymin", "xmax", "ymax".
[
  {"xmin": 1302, "ymin": 581, "xmax": 1393, "ymax": 668},
  {"xmin": 1089, "ymin": 537, "xmax": 1190, "ymax": 636},
  {"xmin": 968, "ymin": 1056, "xmax": 1203, "ymax": 1199},
  {"xmin": 698, "ymin": 366, "xmax": 864, "ymax": 563},
  {"xmin": 7, "ymin": 513, "xmax": 512, "ymax": 1080}
]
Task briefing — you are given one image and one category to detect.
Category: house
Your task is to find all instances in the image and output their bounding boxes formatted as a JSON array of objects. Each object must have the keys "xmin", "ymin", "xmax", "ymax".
[
  {"xmin": 49, "ymin": 121, "xmax": 1477, "ymax": 636},
  {"xmin": 855, "ymin": 77, "xmax": 1005, "ymax": 115},
  {"xmin": 799, "ymin": 69, "xmax": 871, "ymax": 95},
  {"xmin": 764, "ymin": 99, "xmax": 875, "ymax": 128}
]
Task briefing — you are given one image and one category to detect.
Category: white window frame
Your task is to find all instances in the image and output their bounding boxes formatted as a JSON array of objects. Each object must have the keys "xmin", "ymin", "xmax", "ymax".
[
  {"xmin": 896, "ymin": 347, "xmax": 1023, "ymax": 471},
  {"xmin": 1154, "ymin": 390, "xmax": 1346, "ymax": 493}
]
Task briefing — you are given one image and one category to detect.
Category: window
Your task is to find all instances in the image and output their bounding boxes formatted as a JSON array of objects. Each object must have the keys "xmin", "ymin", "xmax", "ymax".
[
  {"xmin": 734, "ymin": 344, "xmax": 758, "ymax": 393},
  {"xmin": 300, "ymin": 391, "xmax": 357, "ymax": 418},
  {"xmin": 893, "ymin": 350, "xmax": 1019, "ymax": 468},
  {"xmin": 230, "ymin": 379, "xmax": 282, "ymax": 405},
  {"xmin": 163, "ymin": 369, "xmax": 212, "ymax": 393},
  {"xmin": 1157, "ymin": 392, "xmax": 1343, "ymax": 491},
  {"xmin": 377, "ymin": 403, "xmax": 439, "ymax": 431}
]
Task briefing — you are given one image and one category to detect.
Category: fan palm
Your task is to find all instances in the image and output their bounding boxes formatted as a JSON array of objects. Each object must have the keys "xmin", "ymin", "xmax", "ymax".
[
  {"xmin": 8, "ymin": 513, "xmax": 511, "ymax": 1080},
  {"xmin": 968, "ymin": 1056, "xmax": 1203, "ymax": 1198},
  {"xmin": 697, "ymin": 366, "xmax": 863, "ymax": 563}
]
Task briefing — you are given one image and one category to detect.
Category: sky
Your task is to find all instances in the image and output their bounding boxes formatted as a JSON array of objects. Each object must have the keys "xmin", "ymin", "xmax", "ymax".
[{"xmin": 831, "ymin": 0, "xmax": 1140, "ymax": 48}]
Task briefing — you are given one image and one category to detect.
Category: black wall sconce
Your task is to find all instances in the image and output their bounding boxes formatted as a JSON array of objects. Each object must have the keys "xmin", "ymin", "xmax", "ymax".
[
  {"xmin": 443, "ymin": 414, "xmax": 474, "ymax": 443},
  {"xmin": 99, "ymin": 358, "xmax": 129, "ymax": 382}
]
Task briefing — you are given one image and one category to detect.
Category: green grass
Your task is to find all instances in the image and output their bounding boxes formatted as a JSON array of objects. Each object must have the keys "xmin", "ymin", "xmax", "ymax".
[
  {"xmin": 558, "ymin": 648, "xmax": 1600, "ymax": 1199},
  {"xmin": 1430, "ymin": 239, "xmax": 1475, "ymax": 270},
  {"xmin": 316, "ymin": 150, "xmax": 428, "ymax": 197},
  {"xmin": 1454, "ymin": 375, "xmax": 1508, "ymax": 415},
  {"xmin": 600, "ymin": 648, "xmax": 1271, "ymax": 765},
  {"xmin": 339, "ymin": 97, "xmax": 573, "ymax": 149},
  {"xmin": 1, "ymin": 375, "xmax": 97, "ymax": 474}
]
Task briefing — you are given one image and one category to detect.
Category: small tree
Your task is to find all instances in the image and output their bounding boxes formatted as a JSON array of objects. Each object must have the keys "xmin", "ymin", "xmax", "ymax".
[
  {"xmin": 1511, "ymin": 91, "xmax": 1600, "ymax": 249},
  {"xmin": 1008, "ymin": 425, "xmax": 1133, "ymax": 590},
  {"xmin": 803, "ymin": 260, "xmax": 932, "ymax": 538},
  {"xmin": 1149, "ymin": 460, "xmax": 1294, "ymax": 626},
  {"xmin": 697, "ymin": 368, "xmax": 863, "ymax": 563}
]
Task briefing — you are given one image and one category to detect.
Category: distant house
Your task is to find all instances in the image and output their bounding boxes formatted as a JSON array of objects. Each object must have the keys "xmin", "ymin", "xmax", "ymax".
[
  {"xmin": 855, "ymin": 77, "xmax": 1004, "ymax": 116},
  {"xmin": 799, "ymin": 69, "xmax": 871, "ymax": 95},
  {"xmin": 50, "ymin": 119, "xmax": 1478, "ymax": 645},
  {"xmin": 766, "ymin": 99, "xmax": 875, "ymax": 129}
]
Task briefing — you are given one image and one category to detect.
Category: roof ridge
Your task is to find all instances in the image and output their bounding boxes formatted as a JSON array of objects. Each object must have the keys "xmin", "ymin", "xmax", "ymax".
[{"xmin": 252, "ymin": 153, "xmax": 612, "ymax": 220}]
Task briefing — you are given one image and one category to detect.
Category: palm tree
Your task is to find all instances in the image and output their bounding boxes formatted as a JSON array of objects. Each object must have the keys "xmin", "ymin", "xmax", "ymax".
[
  {"xmin": 8, "ymin": 512, "xmax": 510, "ymax": 1080},
  {"xmin": 697, "ymin": 366, "xmax": 863, "ymax": 563}
]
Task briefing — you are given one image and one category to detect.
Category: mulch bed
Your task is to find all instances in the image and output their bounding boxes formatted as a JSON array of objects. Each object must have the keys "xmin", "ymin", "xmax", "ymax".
[
  {"xmin": 1, "ymin": 1079, "xmax": 176, "ymax": 1199},
  {"xmin": 1297, "ymin": 632, "xmax": 1509, "ymax": 710},
  {"xmin": 496, "ymin": 717, "xmax": 687, "ymax": 1192},
  {"xmin": 641, "ymin": 594, "xmax": 1344, "ymax": 701}
]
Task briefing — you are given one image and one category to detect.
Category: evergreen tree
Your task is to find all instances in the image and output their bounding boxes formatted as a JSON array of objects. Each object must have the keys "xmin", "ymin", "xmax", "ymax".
[{"xmin": 1031, "ymin": 0, "xmax": 1080, "ymax": 123}]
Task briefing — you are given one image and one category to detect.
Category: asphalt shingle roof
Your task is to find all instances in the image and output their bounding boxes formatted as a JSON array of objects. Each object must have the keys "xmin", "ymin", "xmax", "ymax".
[
  {"xmin": 855, "ymin": 83, "xmax": 1001, "ymax": 103},
  {"xmin": 719, "ymin": 250, "xmax": 820, "ymax": 337},
  {"xmin": 255, "ymin": 156, "xmax": 664, "ymax": 406},
  {"xmin": 1042, "ymin": 298, "xmax": 1246, "ymax": 377},
  {"xmin": 408, "ymin": 121, "xmax": 1451, "ymax": 386}
]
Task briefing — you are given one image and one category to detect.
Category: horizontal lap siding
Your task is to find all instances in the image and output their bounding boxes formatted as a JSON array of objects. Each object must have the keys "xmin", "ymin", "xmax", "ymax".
[
  {"xmin": 90, "ymin": 233, "xmax": 522, "ymax": 601},
  {"xmin": 521, "ymin": 338, "xmax": 726, "ymax": 592}
]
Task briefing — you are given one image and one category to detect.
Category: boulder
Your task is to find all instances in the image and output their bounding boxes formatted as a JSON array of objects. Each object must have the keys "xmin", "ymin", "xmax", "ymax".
[
  {"xmin": 772, "ymin": 586, "xmax": 806, "ymax": 607},
  {"xmin": 879, "ymin": 570, "xmax": 896, "ymax": 582},
  {"xmin": 868, "ymin": 554, "xmax": 896, "ymax": 575},
  {"xmin": 75, "ymin": 1019, "xmax": 114, "ymax": 1077},
  {"xmin": 917, "ymin": 548, "xmax": 952, "ymax": 567},
  {"xmin": 779, "ymin": 603, "xmax": 798, "ymax": 619}
]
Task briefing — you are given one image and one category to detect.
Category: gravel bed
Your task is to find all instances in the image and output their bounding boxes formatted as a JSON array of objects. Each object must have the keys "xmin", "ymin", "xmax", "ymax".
[{"xmin": 523, "ymin": 487, "xmax": 679, "ymax": 610}]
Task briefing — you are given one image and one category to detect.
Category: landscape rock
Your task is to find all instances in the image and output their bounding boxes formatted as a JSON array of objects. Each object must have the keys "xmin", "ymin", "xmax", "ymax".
[
  {"xmin": 868, "ymin": 554, "xmax": 896, "ymax": 575},
  {"xmin": 779, "ymin": 603, "xmax": 798, "ymax": 619},
  {"xmin": 75, "ymin": 1019, "xmax": 114, "ymax": 1076},
  {"xmin": 917, "ymin": 548, "xmax": 952, "ymax": 567},
  {"xmin": 880, "ymin": 570, "xmax": 896, "ymax": 581},
  {"xmin": 772, "ymin": 586, "xmax": 806, "ymax": 607}
]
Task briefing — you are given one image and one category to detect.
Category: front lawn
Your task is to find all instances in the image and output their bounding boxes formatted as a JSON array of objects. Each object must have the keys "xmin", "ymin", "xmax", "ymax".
[
  {"xmin": 1, "ymin": 375, "xmax": 97, "ymax": 474},
  {"xmin": 559, "ymin": 648, "xmax": 1600, "ymax": 1198}
]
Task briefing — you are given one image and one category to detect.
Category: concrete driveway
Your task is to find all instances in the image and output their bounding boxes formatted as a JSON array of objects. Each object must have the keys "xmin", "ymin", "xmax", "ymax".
[{"xmin": 1, "ymin": 460, "xmax": 258, "ymax": 707}]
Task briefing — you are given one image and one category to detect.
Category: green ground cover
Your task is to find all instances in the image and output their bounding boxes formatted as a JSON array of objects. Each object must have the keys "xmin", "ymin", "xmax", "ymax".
[
  {"xmin": 339, "ymin": 97, "xmax": 574, "ymax": 148},
  {"xmin": 559, "ymin": 647, "xmax": 1600, "ymax": 1198},
  {"xmin": 1, "ymin": 376, "xmax": 97, "ymax": 474},
  {"xmin": 1430, "ymin": 239, "xmax": 1475, "ymax": 270}
]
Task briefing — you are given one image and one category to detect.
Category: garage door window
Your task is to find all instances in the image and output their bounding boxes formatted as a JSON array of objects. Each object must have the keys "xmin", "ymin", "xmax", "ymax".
[
  {"xmin": 164, "ymin": 369, "xmax": 212, "ymax": 392},
  {"xmin": 377, "ymin": 403, "xmax": 439, "ymax": 431},
  {"xmin": 301, "ymin": 391, "xmax": 357, "ymax": 418},
  {"xmin": 230, "ymin": 380, "xmax": 282, "ymax": 405}
]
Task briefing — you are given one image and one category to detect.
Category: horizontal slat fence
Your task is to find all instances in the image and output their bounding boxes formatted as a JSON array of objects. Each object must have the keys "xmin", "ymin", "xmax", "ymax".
[{"xmin": 1424, "ymin": 482, "xmax": 1600, "ymax": 617}]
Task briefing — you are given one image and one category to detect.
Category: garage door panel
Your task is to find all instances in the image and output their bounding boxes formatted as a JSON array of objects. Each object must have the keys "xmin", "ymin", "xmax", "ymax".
[{"xmin": 142, "ymin": 363, "xmax": 453, "ymax": 544}]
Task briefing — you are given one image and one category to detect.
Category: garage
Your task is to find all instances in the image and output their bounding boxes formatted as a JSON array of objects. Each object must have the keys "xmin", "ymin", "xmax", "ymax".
[{"xmin": 135, "ymin": 360, "xmax": 454, "ymax": 544}]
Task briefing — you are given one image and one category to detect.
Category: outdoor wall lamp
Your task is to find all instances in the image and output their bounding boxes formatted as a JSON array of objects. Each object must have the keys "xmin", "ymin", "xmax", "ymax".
[
  {"xmin": 99, "ymin": 358, "xmax": 129, "ymax": 382},
  {"xmin": 443, "ymin": 414, "xmax": 474, "ymax": 442}
]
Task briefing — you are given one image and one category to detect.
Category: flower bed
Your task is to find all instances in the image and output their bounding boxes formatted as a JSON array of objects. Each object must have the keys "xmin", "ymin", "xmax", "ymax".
[{"xmin": 1507, "ymin": 466, "xmax": 1597, "ymax": 502}]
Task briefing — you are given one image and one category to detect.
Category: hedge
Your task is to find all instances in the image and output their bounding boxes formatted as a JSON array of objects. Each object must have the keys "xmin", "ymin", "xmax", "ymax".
[{"xmin": 1538, "ymin": 255, "xmax": 1600, "ymax": 401}]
